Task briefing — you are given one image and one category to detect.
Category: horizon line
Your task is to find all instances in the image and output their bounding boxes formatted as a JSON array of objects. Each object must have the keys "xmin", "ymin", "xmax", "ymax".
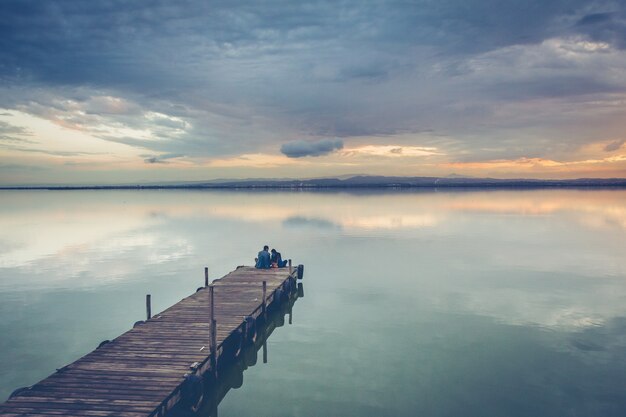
[{"xmin": 2, "ymin": 176, "xmax": 626, "ymax": 190}]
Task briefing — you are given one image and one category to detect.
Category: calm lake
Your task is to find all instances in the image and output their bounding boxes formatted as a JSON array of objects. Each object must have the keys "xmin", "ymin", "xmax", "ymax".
[{"xmin": 1, "ymin": 189, "xmax": 625, "ymax": 416}]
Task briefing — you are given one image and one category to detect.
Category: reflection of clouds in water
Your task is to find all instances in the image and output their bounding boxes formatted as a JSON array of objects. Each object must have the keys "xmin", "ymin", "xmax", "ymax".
[
  {"xmin": 215, "ymin": 205, "xmax": 442, "ymax": 231},
  {"xmin": 340, "ymin": 214, "xmax": 438, "ymax": 229},
  {"xmin": 0, "ymin": 229, "xmax": 194, "ymax": 291},
  {"xmin": 146, "ymin": 237, "xmax": 194, "ymax": 264},
  {"xmin": 283, "ymin": 216, "xmax": 340, "ymax": 230},
  {"xmin": 282, "ymin": 213, "xmax": 438, "ymax": 231},
  {"xmin": 423, "ymin": 274, "xmax": 624, "ymax": 332},
  {"xmin": 1, "ymin": 189, "xmax": 624, "ymax": 288},
  {"xmin": 148, "ymin": 210, "xmax": 169, "ymax": 219},
  {"xmin": 544, "ymin": 309, "xmax": 605, "ymax": 329},
  {"xmin": 193, "ymin": 190, "xmax": 626, "ymax": 232},
  {"xmin": 577, "ymin": 205, "xmax": 626, "ymax": 230},
  {"xmin": 568, "ymin": 317, "xmax": 626, "ymax": 356},
  {"xmin": 335, "ymin": 281, "xmax": 626, "ymax": 414},
  {"xmin": 0, "ymin": 189, "xmax": 625, "ymax": 414},
  {"xmin": 0, "ymin": 198, "xmax": 203, "ymax": 292},
  {"xmin": 445, "ymin": 190, "xmax": 626, "ymax": 230},
  {"xmin": 570, "ymin": 338, "xmax": 605, "ymax": 352},
  {"xmin": 0, "ymin": 217, "xmax": 156, "ymax": 268},
  {"xmin": 0, "ymin": 196, "xmax": 195, "ymax": 270}
]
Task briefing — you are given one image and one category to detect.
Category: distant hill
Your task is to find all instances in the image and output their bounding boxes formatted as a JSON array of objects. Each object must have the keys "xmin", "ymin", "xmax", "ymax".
[
  {"xmin": 3, "ymin": 175, "xmax": 626, "ymax": 189},
  {"xmin": 195, "ymin": 176, "xmax": 626, "ymax": 188}
]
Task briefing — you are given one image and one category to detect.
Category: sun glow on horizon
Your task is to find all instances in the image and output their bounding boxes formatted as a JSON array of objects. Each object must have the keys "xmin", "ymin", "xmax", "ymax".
[{"xmin": 1, "ymin": 106, "xmax": 625, "ymax": 184}]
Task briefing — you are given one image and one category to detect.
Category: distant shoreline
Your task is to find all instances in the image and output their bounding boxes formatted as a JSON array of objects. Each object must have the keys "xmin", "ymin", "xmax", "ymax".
[{"xmin": 2, "ymin": 177, "xmax": 626, "ymax": 191}]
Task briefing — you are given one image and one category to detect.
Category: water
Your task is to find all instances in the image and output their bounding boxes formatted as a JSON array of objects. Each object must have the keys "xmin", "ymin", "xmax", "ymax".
[{"xmin": 1, "ymin": 189, "xmax": 625, "ymax": 416}]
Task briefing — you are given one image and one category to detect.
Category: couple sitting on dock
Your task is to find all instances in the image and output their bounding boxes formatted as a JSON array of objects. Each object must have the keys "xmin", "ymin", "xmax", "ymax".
[{"xmin": 255, "ymin": 245, "xmax": 288, "ymax": 269}]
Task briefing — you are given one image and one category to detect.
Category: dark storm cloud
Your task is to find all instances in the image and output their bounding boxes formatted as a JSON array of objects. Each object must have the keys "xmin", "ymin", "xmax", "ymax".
[
  {"xmin": 1, "ymin": 0, "xmax": 626, "ymax": 163},
  {"xmin": 577, "ymin": 13, "xmax": 614, "ymax": 26},
  {"xmin": 576, "ymin": 11, "xmax": 626, "ymax": 48},
  {"xmin": 1, "ymin": 0, "xmax": 619, "ymax": 89},
  {"xmin": 281, "ymin": 138, "xmax": 343, "ymax": 158}
]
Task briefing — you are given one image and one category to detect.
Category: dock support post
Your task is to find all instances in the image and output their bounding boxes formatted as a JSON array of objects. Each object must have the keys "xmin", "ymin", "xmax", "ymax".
[
  {"xmin": 241, "ymin": 320, "xmax": 248, "ymax": 347},
  {"xmin": 262, "ymin": 281, "xmax": 267, "ymax": 319},
  {"xmin": 146, "ymin": 294, "xmax": 151, "ymax": 320},
  {"xmin": 211, "ymin": 319, "xmax": 217, "ymax": 371},
  {"xmin": 209, "ymin": 284, "xmax": 215, "ymax": 327},
  {"xmin": 289, "ymin": 259, "xmax": 292, "ymax": 274},
  {"xmin": 204, "ymin": 267, "xmax": 209, "ymax": 287},
  {"xmin": 209, "ymin": 285, "xmax": 217, "ymax": 373}
]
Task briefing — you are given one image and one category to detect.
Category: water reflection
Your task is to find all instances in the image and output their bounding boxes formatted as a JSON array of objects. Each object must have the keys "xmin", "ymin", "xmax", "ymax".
[
  {"xmin": 283, "ymin": 216, "xmax": 340, "ymax": 230},
  {"xmin": 0, "ymin": 189, "xmax": 625, "ymax": 415},
  {"xmin": 171, "ymin": 285, "xmax": 303, "ymax": 417},
  {"xmin": 2, "ymin": 189, "xmax": 625, "ymax": 274}
]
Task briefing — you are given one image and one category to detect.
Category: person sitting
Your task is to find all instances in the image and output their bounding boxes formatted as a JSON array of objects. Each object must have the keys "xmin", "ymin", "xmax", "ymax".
[
  {"xmin": 255, "ymin": 245, "xmax": 271, "ymax": 269},
  {"xmin": 271, "ymin": 249, "xmax": 288, "ymax": 268}
]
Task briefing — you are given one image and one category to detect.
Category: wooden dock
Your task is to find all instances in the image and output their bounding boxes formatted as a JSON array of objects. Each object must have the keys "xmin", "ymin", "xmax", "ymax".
[{"xmin": 0, "ymin": 265, "xmax": 304, "ymax": 417}]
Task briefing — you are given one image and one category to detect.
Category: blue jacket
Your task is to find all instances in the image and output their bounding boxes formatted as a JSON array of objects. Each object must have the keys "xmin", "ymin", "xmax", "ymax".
[{"xmin": 256, "ymin": 250, "xmax": 271, "ymax": 269}]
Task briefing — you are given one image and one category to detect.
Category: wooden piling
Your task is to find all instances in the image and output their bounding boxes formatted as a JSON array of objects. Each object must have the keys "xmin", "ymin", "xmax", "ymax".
[
  {"xmin": 146, "ymin": 294, "xmax": 152, "ymax": 320},
  {"xmin": 205, "ymin": 266, "xmax": 209, "ymax": 287},
  {"xmin": 209, "ymin": 284, "xmax": 215, "ymax": 325},
  {"xmin": 209, "ymin": 284, "xmax": 216, "ymax": 371},
  {"xmin": 262, "ymin": 280, "xmax": 267, "ymax": 319},
  {"xmin": 211, "ymin": 319, "xmax": 217, "ymax": 372},
  {"xmin": 262, "ymin": 340, "xmax": 267, "ymax": 364}
]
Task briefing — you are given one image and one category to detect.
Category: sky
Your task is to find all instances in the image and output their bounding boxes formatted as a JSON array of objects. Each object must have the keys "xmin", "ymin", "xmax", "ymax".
[{"xmin": 1, "ymin": 0, "xmax": 626, "ymax": 184}]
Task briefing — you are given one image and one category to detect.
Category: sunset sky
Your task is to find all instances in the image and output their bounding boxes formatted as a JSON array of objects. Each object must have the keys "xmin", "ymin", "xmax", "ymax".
[{"xmin": 1, "ymin": 1, "xmax": 626, "ymax": 184}]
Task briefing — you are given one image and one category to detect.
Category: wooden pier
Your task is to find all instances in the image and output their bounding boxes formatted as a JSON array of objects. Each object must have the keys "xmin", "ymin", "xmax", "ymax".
[{"xmin": 0, "ymin": 264, "xmax": 304, "ymax": 417}]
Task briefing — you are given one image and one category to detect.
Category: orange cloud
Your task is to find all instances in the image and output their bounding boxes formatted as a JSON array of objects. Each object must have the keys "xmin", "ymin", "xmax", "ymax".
[
  {"xmin": 445, "ymin": 154, "xmax": 626, "ymax": 175},
  {"xmin": 207, "ymin": 153, "xmax": 302, "ymax": 168},
  {"xmin": 341, "ymin": 145, "xmax": 439, "ymax": 157}
]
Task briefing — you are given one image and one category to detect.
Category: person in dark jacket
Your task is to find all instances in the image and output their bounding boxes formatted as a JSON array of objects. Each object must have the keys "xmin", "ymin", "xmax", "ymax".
[{"xmin": 271, "ymin": 249, "xmax": 288, "ymax": 268}]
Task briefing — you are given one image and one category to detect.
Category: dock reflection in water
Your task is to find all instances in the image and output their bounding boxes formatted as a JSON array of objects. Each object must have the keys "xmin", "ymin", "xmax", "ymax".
[{"xmin": 171, "ymin": 282, "xmax": 304, "ymax": 417}]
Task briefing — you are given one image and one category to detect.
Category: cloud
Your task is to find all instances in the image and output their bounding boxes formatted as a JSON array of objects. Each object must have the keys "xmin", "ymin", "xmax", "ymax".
[
  {"xmin": 444, "ymin": 154, "xmax": 626, "ymax": 176},
  {"xmin": 0, "ymin": 163, "xmax": 47, "ymax": 172},
  {"xmin": 342, "ymin": 145, "xmax": 439, "ymax": 158},
  {"xmin": 144, "ymin": 156, "xmax": 165, "ymax": 164},
  {"xmin": 208, "ymin": 153, "xmax": 299, "ymax": 168},
  {"xmin": 1, "ymin": 1, "xmax": 626, "ymax": 182},
  {"xmin": 142, "ymin": 153, "xmax": 184, "ymax": 164},
  {"xmin": 605, "ymin": 139, "xmax": 625, "ymax": 152},
  {"xmin": 281, "ymin": 138, "xmax": 343, "ymax": 158},
  {"xmin": 575, "ymin": 11, "xmax": 626, "ymax": 49},
  {"xmin": 84, "ymin": 96, "xmax": 142, "ymax": 116},
  {"xmin": 0, "ymin": 120, "xmax": 33, "ymax": 143},
  {"xmin": 577, "ymin": 13, "xmax": 614, "ymax": 26},
  {"xmin": 0, "ymin": 145, "xmax": 99, "ymax": 157}
]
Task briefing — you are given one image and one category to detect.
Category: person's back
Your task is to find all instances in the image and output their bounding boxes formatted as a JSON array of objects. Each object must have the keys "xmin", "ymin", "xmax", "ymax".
[{"xmin": 256, "ymin": 245, "xmax": 271, "ymax": 269}]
